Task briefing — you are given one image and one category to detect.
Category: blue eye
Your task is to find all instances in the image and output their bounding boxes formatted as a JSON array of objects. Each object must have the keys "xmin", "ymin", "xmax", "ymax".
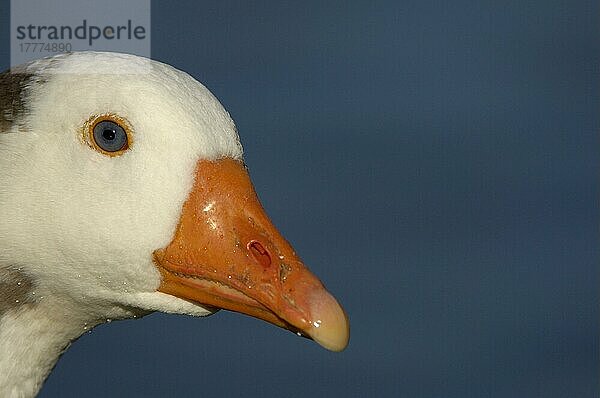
[{"xmin": 92, "ymin": 120, "xmax": 128, "ymax": 152}]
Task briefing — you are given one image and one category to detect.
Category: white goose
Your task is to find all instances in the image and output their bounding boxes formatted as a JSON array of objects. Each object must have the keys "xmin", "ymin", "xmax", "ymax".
[{"xmin": 0, "ymin": 52, "xmax": 349, "ymax": 397}]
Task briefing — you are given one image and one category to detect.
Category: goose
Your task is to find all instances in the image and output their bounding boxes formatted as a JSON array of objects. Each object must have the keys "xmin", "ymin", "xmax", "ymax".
[{"xmin": 0, "ymin": 51, "xmax": 349, "ymax": 397}]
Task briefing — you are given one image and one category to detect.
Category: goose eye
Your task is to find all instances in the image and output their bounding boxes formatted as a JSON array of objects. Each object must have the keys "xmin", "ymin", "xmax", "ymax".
[
  {"xmin": 93, "ymin": 120, "xmax": 128, "ymax": 152},
  {"xmin": 85, "ymin": 114, "xmax": 132, "ymax": 156}
]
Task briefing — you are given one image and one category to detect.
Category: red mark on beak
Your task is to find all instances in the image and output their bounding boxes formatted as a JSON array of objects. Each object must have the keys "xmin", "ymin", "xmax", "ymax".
[{"xmin": 248, "ymin": 240, "xmax": 271, "ymax": 268}]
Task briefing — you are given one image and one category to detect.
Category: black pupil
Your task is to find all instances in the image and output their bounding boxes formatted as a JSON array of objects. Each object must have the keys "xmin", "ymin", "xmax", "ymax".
[{"xmin": 102, "ymin": 129, "xmax": 116, "ymax": 141}]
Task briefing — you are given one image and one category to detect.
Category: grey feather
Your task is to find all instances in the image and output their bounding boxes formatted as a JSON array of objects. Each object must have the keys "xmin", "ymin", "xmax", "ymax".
[
  {"xmin": 0, "ymin": 67, "xmax": 35, "ymax": 133},
  {"xmin": 0, "ymin": 268, "xmax": 35, "ymax": 318}
]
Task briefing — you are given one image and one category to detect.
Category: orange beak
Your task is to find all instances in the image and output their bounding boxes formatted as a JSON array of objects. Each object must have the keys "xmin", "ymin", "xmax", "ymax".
[{"xmin": 153, "ymin": 159, "xmax": 349, "ymax": 351}]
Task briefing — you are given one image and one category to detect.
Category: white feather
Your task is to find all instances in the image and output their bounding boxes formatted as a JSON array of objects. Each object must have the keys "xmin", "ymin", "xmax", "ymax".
[{"xmin": 0, "ymin": 52, "xmax": 243, "ymax": 397}]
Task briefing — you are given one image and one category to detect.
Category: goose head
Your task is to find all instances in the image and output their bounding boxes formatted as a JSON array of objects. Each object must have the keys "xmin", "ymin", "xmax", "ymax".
[{"xmin": 0, "ymin": 52, "xmax": 348, "ymax": 362}]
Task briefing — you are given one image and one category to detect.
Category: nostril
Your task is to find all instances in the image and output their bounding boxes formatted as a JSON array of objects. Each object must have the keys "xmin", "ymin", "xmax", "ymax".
[{"xmin": 247, "ymin": 240, "xmax": 271, "ymax": 268}]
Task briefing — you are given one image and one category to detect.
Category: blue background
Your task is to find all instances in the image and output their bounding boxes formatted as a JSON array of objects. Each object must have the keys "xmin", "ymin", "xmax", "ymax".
[{"xmin": 1, "ymin": 1, "xmax": 598, "ymax": 397}]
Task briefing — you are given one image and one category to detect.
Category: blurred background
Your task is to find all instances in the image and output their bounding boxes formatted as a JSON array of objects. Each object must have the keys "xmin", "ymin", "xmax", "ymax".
[{"xmin": 1, "ymin": 1, "xmax": 598, "ymax": 397}]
